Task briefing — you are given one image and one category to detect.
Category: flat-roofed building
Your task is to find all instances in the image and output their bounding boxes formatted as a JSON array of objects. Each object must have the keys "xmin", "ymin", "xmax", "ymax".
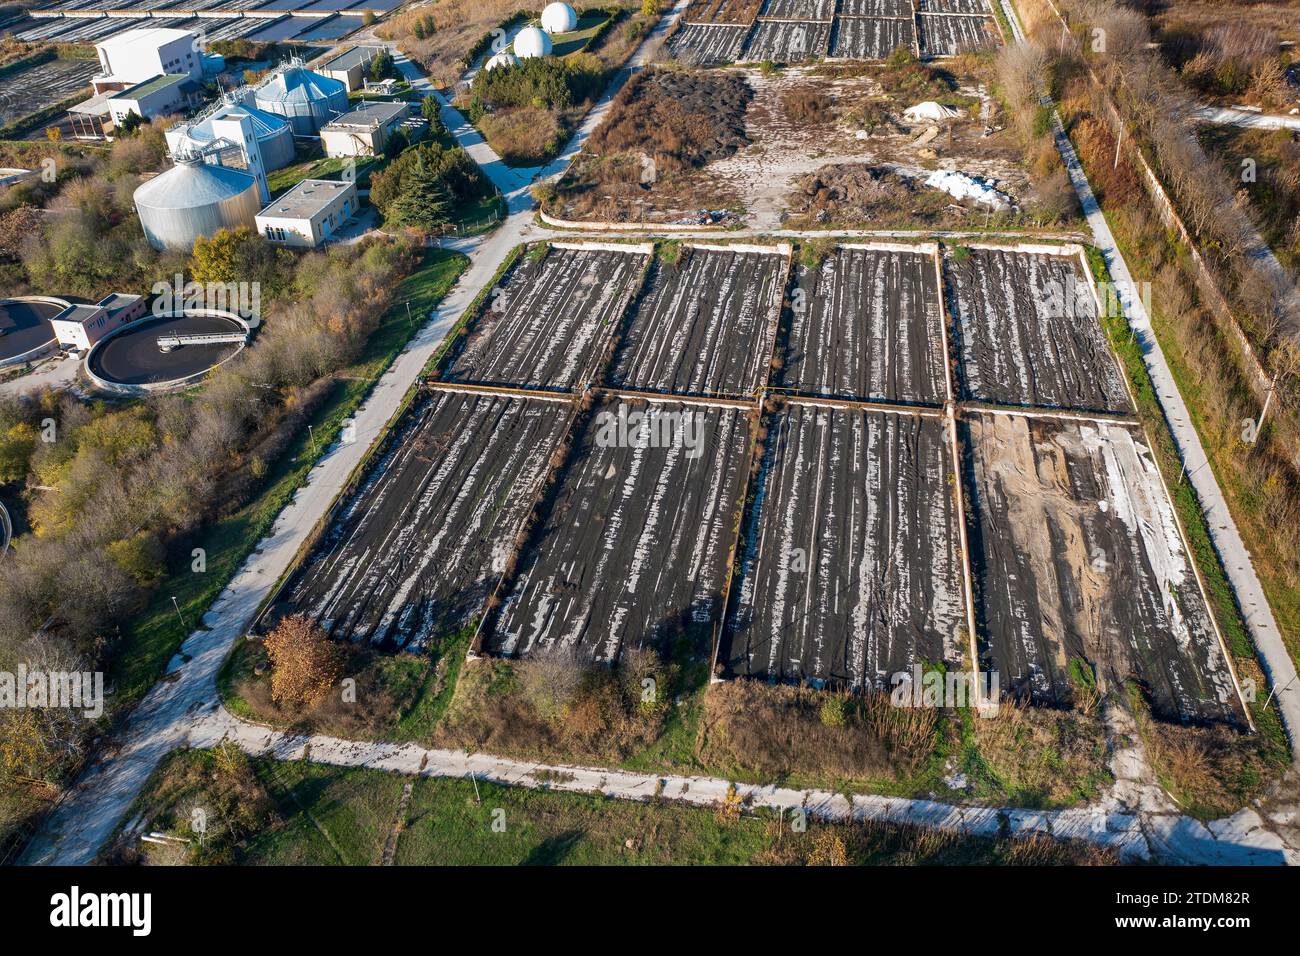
[
  {"xmin": 94, "ymin": 28, "xmax": 202, "ymax": 93},
  {"xmin": 320, "ymin": 101, "xmax": 408, "ymax": 158},
  {"xmin": 48, "ymin": 293, "xmax": 146, "ymax": 351},
  {"xmin": 255, "ymin": 179, "xmax": 358, "ymax": 249},
  {"xmin": 317, "ymin": 46, "xmax": 383, "ymax": 93},
  {"xmin": 107, "ymin": 74, "xmax": 201, "ymax": 128}
]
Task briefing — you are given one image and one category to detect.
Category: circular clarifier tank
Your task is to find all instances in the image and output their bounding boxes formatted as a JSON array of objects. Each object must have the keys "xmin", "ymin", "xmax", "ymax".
[
  {"xmin": 86, "ymin": 310, "xmax": 250, "ymax": 393},
  {"xmin": 0, "ymin": 297, "xmax": 69, "ymax": 367}
]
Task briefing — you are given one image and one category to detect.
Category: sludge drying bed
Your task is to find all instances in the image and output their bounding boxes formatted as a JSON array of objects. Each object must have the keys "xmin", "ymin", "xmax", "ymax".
[
  {"xmin": 780, "ymin": 244, "xmax": 947, "ymax": 405},
  {"xmin": 275, "ymin": 390, "xmax": 571, "ymax": 650},
  {"xmin": 439, "ymin": 243, "xmax": 649, "ymax": 392},
  {"xmin": 961, "ymin": 411, "xmax": 1242, "ymax": 724},
  {"xmin": 946, "ymin": 246, "xmax": 1133, "ymax": 414},
  {"xmin": 481, "ymin": 399, "xmax": 753, "ymax": 662},
  {"xmin": 722, "ymin": 402, "xmax": 966, "ymax": 689},
  {"xmin": 609, "ymin": 245, "xmax": 787, "ymax": 398}
]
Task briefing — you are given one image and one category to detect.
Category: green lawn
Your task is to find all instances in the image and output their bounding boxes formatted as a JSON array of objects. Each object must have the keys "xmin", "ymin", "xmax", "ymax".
[
  {"xmin": 266, "ymin": 150, "xmax": 381, "ymax": 196},
  {"xmin": 550, "ymin": 10, "xmax": 618, "ymax": 57},
  {"xmin": 391, "ymin": 777, "xmax": 769, "ymax": 866},
  {"xmin": 110, "ymin": 248, "xmax": 469, "ymax": 711},
  {"xmin": 246, "ymin": 761, "xmax": 408, "ymax": 865}
]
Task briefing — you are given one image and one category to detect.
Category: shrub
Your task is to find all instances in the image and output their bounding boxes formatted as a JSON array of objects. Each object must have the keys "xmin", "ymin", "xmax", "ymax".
[
  {"xmin": 781, "ymin": 88, "xmax": 831, "ymax": 124},
  {"xmin": 263, "ymin": 615, "xmax": 344, "ymax": 708},
  {"xmin": 819, "ymin": 694, "xmax": 850, "ymax": 728}
]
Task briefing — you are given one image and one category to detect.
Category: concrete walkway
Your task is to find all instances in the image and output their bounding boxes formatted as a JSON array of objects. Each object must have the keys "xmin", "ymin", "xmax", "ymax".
[
  {"xmin": 1193, "ymin": 105, "xmax": 1300, "ymax": 131},
  {"xmin": 169, "ymin": 704, "xmax": 1293, "ymax": 865}
]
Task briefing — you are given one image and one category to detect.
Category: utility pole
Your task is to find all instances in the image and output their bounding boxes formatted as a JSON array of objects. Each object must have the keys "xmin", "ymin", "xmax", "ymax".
[{"xmin": 1254, "ymin": 372, "xmax": 1280, "ymax": 437}]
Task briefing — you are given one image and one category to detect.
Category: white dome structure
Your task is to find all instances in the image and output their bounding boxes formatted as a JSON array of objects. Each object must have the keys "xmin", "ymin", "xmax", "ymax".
[
  {"xmin": 134, "ymin": 159, "xmax": 261, "ymax": 252},
  {"xmin": 513, "ymin": 26, "xmax": 553, "ymax": 59},
  {"xmin": 540, "ymin": 2, "xmax": 577, "ymax": 34},
  {"xmin": 485, "ymin": 50, "xmax": 519, "ymax": 71}
]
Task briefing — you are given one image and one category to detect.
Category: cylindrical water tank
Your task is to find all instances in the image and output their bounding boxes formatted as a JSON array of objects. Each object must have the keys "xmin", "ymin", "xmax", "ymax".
[
  {"xmin": 165, "ymin": 104, "xmax": 296, "ymax": 172},
  {"xmin": 134, "ymin": 161, "xmax": 261, "ymax": 252},
  {"xmin": 252, "ymin": 65, "xmax": 348, "ymax": 136},
  {"xmin": 514, "ymin": 26, "xmax": 553, "ymax": 59},
  {"xmin": 540, "ymin": 3, "xmax": 577, "ymax": 34}
]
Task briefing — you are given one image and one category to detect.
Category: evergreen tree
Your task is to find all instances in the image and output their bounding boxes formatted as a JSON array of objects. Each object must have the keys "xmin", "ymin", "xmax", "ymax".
[{"xmin": 386, "ymin": 152, "xmax": 452, "ymax": 231}]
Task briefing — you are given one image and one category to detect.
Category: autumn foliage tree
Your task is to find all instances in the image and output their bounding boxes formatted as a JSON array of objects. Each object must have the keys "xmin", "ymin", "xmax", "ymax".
[{"xmin": 263, "ymin": 615, "xmax": 344, "ymax": 708}]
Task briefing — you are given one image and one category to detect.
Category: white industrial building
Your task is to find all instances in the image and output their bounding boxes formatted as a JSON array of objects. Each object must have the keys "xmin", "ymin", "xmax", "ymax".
[
  {"xmin": 48, "ymin": 294, "xmax": 146, "ymax": 352},
  {"xmin": 106, "ymin": 74, "xmax": 202, "ymax": 127},
  {"xmin": 255, "ymin": 179, "xmax": 358, "ymax": 249},
  {"xmin": 320, "ymin": 101, "xmax": 408, "ymax": 158},
  {"xmin": 166, "ymin": 98, "xmax": 297, "ymax": 173},
  {"xmin": 317, "ymin": 46, "xmax": 383, "ymax": 93},
  {"xmin": 93, "ymin": 28, "xmax": 203, "ymax": 93}
]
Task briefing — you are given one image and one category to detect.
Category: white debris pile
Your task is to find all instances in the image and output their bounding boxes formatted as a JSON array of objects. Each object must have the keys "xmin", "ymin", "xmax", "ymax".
[
  {"xmin": 903, "ymin": 101, "xmax": 961, "ymax": 123},
  {"xmin": 924, "ymin": 169, "xmax": 1012, "ymax": 210}
]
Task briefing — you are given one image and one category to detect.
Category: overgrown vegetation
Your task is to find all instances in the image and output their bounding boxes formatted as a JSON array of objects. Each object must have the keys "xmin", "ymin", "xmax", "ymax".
[
  {"xmin": 461, "ymin": 53, "xmax": 609, "ymax": 164},
  {"xmin": 436, "ymin": 649, "xmax": 684, "ymax": 762},
  {"xmin": 546, "ymin": 67, "xmax": 751, "ymax": 220},
  {"xmin": 1, "ymin": 169, "xmax": 468, "ymax": 858},
  {"xmin": 697, "ymin": 681, "xmax": 945, "ymax": 794}
]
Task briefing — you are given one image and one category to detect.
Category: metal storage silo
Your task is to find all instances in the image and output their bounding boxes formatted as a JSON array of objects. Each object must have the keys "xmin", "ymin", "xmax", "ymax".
[
  {"xmin": 134, "ymin": 158, "xmax": 261, "ymax": 252},
  {"xmin": 253, "ymin": 64, "xmax": 349, "ymax": 136}
]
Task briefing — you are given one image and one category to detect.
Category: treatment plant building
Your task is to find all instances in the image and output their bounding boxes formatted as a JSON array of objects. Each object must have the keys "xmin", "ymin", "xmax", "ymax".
[{"xmin": 255, "ymin": 178, "xmax": 357, "ymax": 249}]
